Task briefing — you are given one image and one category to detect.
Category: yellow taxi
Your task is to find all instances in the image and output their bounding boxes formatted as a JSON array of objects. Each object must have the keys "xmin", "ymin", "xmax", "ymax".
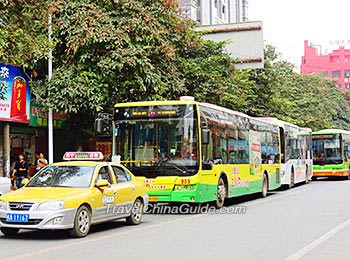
[{"xmin": 0, "ymin": 152, "xmax": 148, "ymax": 238}]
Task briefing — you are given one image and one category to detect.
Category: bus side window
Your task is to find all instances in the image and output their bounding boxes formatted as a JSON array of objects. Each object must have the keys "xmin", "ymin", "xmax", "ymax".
[
  {"xmin": 260, "ymin": 132, "xmax": 267, "ymax": 164},
  {"xmin": 238, "ymin": 129, "xmax": 249, "ymax": 164}
]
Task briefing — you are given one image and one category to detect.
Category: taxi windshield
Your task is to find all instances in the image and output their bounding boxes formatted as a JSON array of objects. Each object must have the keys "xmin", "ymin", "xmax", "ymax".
[{"xmin": 26, "ymin": 166, "xmax": 95, "ymax": 188}]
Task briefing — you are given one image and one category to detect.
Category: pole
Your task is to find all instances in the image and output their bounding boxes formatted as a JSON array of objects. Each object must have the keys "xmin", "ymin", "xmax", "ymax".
[
  {"xmin": 48, "ymin": 14, "xmax": 54, "ymax": 164},
  {"xmin": 3, "ymin": 123, "xmax": 10, "ymax": 177}
]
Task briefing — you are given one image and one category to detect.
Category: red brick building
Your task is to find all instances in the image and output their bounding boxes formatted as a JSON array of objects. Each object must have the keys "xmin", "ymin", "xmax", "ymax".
[{"xmin": 301, "ymin": 40, "xmax": 350, "ymax": 92}]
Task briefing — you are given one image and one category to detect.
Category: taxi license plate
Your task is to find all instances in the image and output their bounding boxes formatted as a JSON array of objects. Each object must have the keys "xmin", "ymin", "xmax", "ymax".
[
  {"xmin": 6, "ymin": 213, "xmax": 29, "ymax": 223},
  {"xmin": 149, "ymin": 196, "xmax": 158, "ymax": 202}
]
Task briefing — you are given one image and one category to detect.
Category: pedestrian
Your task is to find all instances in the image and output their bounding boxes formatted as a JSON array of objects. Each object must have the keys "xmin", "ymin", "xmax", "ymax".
[
  {"xmin": 31, "ymin": 151, "xmax": 40, "ymax": 176},
  {"xmin": 12, "ymin": 154, "xmax": 29, "ymax": 189},
  {"xmin": 36, "ymin": 152, "xmax": 48, "ymax": 171}
]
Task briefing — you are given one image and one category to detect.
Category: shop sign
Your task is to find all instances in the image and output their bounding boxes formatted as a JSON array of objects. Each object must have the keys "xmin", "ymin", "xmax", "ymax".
[{"xmin": 0, "ymin": 63, "xmax": 30, "ymax": 123}]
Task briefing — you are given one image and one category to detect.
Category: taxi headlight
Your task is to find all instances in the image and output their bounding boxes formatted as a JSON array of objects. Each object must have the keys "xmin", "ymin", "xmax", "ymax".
[
  {"xmin": 37, "ymin": 200, "xmax": 65, "ymax": 211},
  {"xmin": 0, "ymin": 200, "xmax": 7, "ymax": 210}
]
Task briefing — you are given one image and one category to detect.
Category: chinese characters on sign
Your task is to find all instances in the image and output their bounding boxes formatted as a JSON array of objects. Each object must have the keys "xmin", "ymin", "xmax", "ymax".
[
  {"xmin": 96, "ymin": 141, "xmax": 112, "ymax": 160},
  {"xmin": 30, "ymin": 104, "xmax": 67, "ymax": 128},
  {"xmin": 0, "ymin": 63, "xmax": 30, "ymax": 123}
]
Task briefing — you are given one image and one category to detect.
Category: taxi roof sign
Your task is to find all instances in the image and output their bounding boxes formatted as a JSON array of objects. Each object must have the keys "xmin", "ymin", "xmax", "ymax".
[{"xmin": 63, "ymin": 152, "xmax": 104, "ymax": 161}]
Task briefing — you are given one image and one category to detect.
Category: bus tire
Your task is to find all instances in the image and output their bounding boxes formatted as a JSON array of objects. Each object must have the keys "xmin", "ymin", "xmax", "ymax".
[
  {"xmin": 215, "ymin": 177, "xmax": 226, "ymax": 209},
  {"xmin": 311, "ymin": 176, "xmax": 317, "ymax": 181},
  {"xmin": 261, "ymin": 174, "xmax": 268, "ymax": 198},
  {"xmin": 69, "ymin": 205, "xmax": 91, "ymax": 238},
  {"xmin": 289, "ymin": 171, "xmax": 295, "ymax": 189}
]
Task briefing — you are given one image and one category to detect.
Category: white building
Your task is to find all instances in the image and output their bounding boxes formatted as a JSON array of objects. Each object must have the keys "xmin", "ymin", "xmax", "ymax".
[{"xmin": 179, "ymin": 0, "xmax": 248, "ymax": 25}]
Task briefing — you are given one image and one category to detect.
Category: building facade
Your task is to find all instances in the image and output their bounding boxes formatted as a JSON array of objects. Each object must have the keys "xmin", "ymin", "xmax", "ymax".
[
  {"xmin": 301, "ymin": 40, "xmax": 350, "ymax": 92},
  {"xmin": 179, "ymin": 0, "xmax": 248, "ymax": 25}
]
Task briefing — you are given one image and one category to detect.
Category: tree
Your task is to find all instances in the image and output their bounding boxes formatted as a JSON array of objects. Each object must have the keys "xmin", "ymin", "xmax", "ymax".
[
  {"xmin": 0, "ymin": 0, "xmax": 50, "ymax": 69},
  {"xmin": 32, "ymin": 0, "xmax": 192, "ymax": 113},
  {"xmin": 247, "ymin": 44, "xmax": 350, "ymax": 130}
]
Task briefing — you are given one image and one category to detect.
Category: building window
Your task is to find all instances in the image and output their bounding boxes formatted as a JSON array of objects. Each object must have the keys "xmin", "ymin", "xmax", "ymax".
[
  {"xmin": 346, "ymin": 84, "xmax": 350, "ymax": 89},
  {"xmin": 318, "ymin": 71, "xmax": 327, "ymax": 77},
  {"xmin": 332, "ymin": 70, "xmax": 341, "ymax": 79},
  {"xmin": 214, "ymin": 0, "xmax": 218, "ymax": 8}
]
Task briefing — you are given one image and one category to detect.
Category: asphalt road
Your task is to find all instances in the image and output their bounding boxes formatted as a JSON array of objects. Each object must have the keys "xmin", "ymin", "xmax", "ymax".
[{"xmin": 1, "ymin": 179, "xmax": 350, "ymax": 260}]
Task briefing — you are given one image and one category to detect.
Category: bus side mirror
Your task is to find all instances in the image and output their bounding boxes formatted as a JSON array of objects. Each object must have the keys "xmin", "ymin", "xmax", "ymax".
[
  {"xmin": 202, "ymin": 129, "xmax": 210, "ymax": 145},
  {"xmin": 94, "ymin": 119, "xmax": 102, "ymax": 133}
]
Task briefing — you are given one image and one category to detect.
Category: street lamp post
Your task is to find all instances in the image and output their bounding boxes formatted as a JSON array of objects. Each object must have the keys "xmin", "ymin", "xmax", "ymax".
[{"xmin": 48, "ymin": 14, "xmax": 54, "ymax": 164}]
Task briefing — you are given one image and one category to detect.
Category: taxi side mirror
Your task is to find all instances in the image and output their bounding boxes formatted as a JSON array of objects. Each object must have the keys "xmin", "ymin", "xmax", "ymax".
[
  {"xmin": 21, "ymin": 178, "xmax": 29, "ymax": 186},
  {"xmin": 95, "ymin": 179, "xmax": 109, "ymax": 188}
]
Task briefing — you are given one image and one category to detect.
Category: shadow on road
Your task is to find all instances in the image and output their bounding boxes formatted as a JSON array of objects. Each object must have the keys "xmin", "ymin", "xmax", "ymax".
[{"xmin": 0, "ymin": 220, "xmax": 135, "ymax": 240}]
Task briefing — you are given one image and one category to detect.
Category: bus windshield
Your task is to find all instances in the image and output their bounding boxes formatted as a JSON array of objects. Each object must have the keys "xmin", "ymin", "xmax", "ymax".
[
  {"xmin": 114, "ymin": 104, "xmax": 199, "ymax": 177},
  {"xmin": 312, "ymin": 134, "xmax": 343, "ymax": 165}
]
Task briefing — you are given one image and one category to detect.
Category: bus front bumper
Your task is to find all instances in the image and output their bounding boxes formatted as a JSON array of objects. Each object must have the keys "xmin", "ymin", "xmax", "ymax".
[{"xmin": 313, "ymin": 169, "xmax": 350, "ymax": 177}]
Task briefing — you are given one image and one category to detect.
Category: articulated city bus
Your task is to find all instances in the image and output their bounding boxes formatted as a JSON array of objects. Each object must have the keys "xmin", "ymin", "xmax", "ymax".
[
  {"xmin": 260, "ymin": 118, "xmax": 313, "ymax": 188},
  {"xmin": 108, "ymin": 98, "xmax": 282, "ymax": 208},
  {"xmin": 312, "ymin": 129, "xmax": 350, "ymax": 180}
]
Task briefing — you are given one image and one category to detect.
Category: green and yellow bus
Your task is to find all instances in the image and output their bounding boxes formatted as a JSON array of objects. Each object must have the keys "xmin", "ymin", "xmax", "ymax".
[
  {"xmin": 111, "ymin": 98, "xmax": 282, "ymax": 208},
  {"xmin": 312, "ymin": 129, "xmax": 350, "ymax": 180}
]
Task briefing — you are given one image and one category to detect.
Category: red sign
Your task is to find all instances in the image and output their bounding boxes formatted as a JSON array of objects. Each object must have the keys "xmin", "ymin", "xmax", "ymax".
[{"xmin": 63, "ymin": 151, "xmax": 104, "ymax": 161}]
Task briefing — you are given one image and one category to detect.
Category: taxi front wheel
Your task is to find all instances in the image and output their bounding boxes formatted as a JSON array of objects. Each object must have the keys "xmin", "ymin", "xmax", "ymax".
[
  {"xmin": 69, "ymin": 205, "xmax": 91, "ymax": 238},
  {"xmin": 126, "ymin": 198, "xmax": 144, "ymax": 225},
  {"xmin": 1, "ymin": 227, "xmax": 19, "ymax": 236}
]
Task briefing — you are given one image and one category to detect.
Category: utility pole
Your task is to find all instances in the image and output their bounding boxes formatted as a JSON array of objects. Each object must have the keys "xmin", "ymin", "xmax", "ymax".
[
  {"xmin": 48, "ymin": 14, "xmax": 54, "ymax": 164},
  {"xmin": 3, "ymin": 123, "xmax": 10, "ymax": 177}
]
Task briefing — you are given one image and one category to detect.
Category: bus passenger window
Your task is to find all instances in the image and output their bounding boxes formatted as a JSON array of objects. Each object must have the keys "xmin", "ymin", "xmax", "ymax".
[
  {"xmin": 238, "ymin": 129, "xmax": 249, "ymax": 164},
  {"xmin": 260, "ymin": 132, "xmax": 268, "ymax": 164}
]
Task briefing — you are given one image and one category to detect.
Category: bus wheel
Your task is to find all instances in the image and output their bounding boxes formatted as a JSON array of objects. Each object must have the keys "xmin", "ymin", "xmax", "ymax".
[
  {"xmin": 261, "ymin": 174, "xmax": 268, "ymax": 198},
  {"xmin": 305, "ymin": 167, "xmax": 309, "ymax": 184},
  {"xmin": 289, "ymin": 172, "xmax": 295, "ymax": 189},
  {"xmin": 215, "ymin": 177, "xmax": 226, "ymax": 209},
  {"xmin": 311, "ymin": 176, "xmax": 317, "ymax": 181}
]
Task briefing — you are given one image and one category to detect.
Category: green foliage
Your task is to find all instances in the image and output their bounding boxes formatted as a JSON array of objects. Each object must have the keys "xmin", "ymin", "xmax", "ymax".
[
  {"xmin": 247, "ymin": 44, "xmax": 350, "ymax": 130},
  {"xmin": 2, "ymin": 1, "xmax": 350, "ymax": 131},
  {"xmin": 0, "ymin": 0, "xmax": 51, "ymax": 68}
]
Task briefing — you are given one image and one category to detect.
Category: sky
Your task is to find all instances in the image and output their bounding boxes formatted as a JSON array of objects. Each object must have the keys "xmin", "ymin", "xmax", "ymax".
[{"xmin": 248, "ymin": 0, "xmax": 350, "ymax": 70}]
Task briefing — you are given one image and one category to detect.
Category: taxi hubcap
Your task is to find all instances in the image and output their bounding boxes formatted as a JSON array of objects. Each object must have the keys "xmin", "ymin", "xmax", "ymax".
[
  {"xmin": 133, "ymin": 201, "xmax": 142, "ymax": 222},
  {"xmin": 78, "ymin": 210, "xmax": 90, "ymax": 233}
]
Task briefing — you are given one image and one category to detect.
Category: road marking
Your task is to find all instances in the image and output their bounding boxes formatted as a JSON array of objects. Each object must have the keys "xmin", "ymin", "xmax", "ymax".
[
  {"xmin": 284, "ymin": 218, "xmax": 350, "ymax": 260},
  {"xmin": 3, "ymin": 187, "xmax": 312, "ymax": 260},
  {"xmin": 245, "ymin": 188, "xmax": 312, "ymax": 207},
  {"xmin": 3, "ymin": 214, "xmax": 204, "ymax": 260}
]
